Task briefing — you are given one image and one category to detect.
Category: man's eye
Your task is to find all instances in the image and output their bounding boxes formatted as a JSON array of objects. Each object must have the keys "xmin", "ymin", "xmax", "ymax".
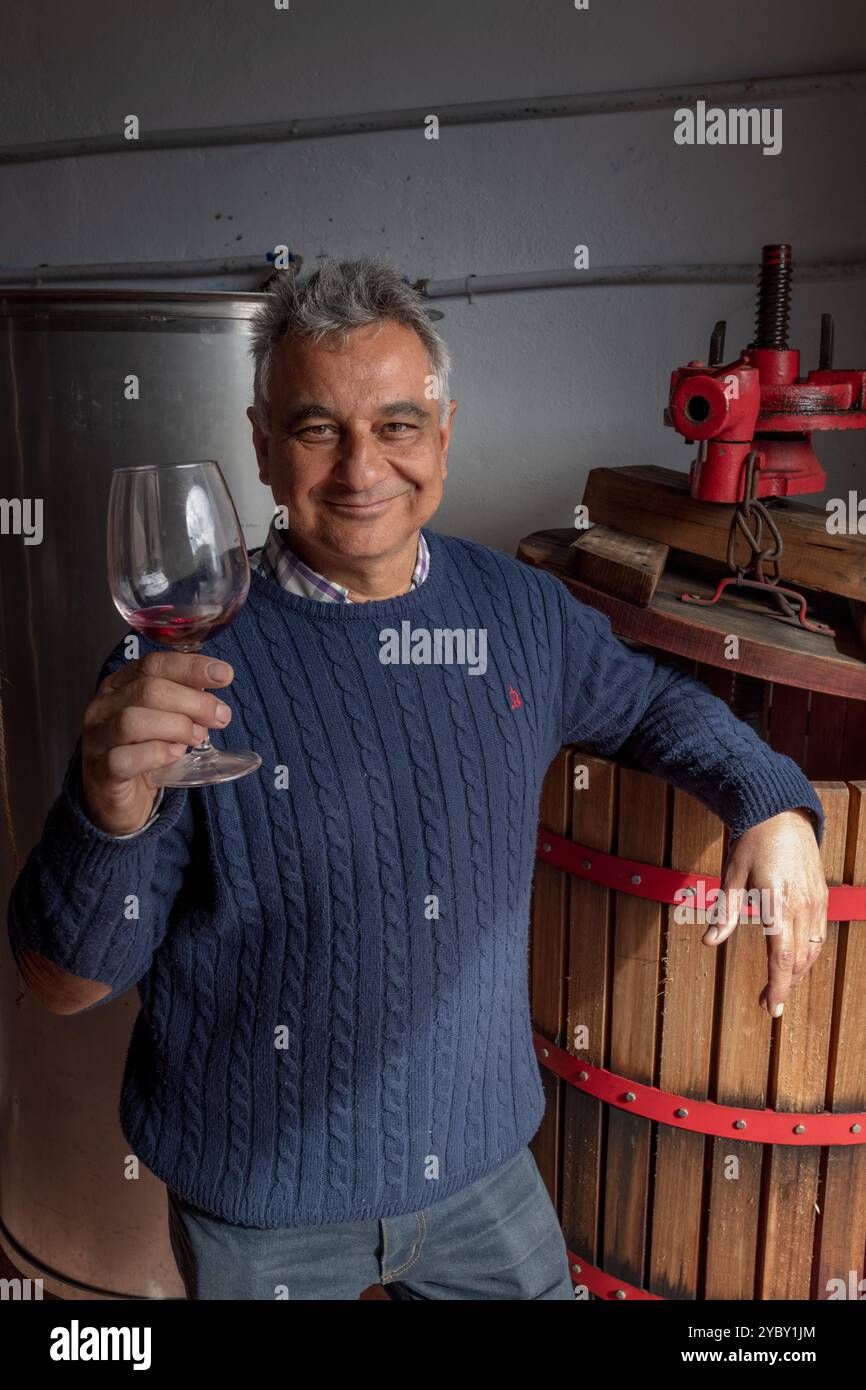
[
  {"xmin": 382, "ymin": 422, "xmax": 415, "ymax": 432},
  {"xmin": 297, "ymin": 424, "xmax": 334, "ymax": 437}
]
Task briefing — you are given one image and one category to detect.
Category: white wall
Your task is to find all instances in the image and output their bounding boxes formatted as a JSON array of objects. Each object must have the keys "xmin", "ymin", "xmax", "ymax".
[{"xmin": 3, "ymin": 0, "xmax": 866, "ymax": 553}]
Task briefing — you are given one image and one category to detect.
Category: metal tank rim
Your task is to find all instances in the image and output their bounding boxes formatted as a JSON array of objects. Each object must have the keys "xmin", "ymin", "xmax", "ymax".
[{"xmin": 0, "ymin": 288, "xmax": 267, "ymax": 325}]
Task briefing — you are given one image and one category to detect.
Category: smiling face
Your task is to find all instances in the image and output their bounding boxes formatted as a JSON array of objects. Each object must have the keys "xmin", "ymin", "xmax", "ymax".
[{"xmin": 248, "ymin": 319, "xmax": 456, "ymax": 577}]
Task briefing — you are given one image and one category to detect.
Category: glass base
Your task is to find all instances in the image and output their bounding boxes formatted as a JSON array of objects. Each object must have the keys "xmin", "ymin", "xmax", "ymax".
[{"xmin": 148, "ymin": 747, "xmax": 262, "ymax": 788}]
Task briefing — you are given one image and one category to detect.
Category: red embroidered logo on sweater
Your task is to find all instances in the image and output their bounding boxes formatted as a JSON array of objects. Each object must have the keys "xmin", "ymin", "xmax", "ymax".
[{"xmin": 508, "ymin": 686, "xmax": 523, "ymax": 710}]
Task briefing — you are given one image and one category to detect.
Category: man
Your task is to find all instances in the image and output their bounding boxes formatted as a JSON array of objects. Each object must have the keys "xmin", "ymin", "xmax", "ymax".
[{"xmin": 8, "ymin": 258, "xmax": 828, "ymax": 1301}]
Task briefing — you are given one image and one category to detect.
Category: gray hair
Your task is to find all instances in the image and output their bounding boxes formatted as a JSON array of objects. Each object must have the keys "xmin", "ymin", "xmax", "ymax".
[{"xmin": 248, "ymin": 256, "xmax": 452, "ymax": 428}]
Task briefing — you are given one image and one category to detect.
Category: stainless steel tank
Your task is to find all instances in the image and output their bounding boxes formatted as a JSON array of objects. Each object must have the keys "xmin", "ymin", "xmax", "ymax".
[{"xmin": 0, "ymin": 289, "xmax": 280, "ymax": 1298}]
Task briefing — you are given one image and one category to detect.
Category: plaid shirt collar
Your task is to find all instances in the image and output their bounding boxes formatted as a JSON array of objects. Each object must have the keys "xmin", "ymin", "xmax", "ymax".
[{"xmin": 251, "ymin": 519, "xmax": 430, "ymax": 603}]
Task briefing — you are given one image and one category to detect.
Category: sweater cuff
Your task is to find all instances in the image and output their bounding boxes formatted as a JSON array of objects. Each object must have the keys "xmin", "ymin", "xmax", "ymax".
[{"xmin": 723, "ymin": 750, "xmax": 825, "ymax": 850}]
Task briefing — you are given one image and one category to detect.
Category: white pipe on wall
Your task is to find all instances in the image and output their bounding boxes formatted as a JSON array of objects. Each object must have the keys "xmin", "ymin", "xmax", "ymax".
[
  {"xmin": 417, "ymin": 261, "xmax": 866, "ymax": 299},
  {"xmin": 3, "ymin": 257, "xmax": 866, "ymax": 292},
  {"xmin": 1, "ymin": 69, "xmax": 864, "ymax": 165}
]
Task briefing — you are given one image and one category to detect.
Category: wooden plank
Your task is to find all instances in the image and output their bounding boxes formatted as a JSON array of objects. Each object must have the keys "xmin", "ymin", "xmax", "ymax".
[
  {"xmin": 664, "ymin": 651, "xmax": 699, "ymax": 680},
  {"xmin": 529, "ymin": 748, "xmax": 572, "ymax": 1211},
  {"xmin": 767, "ymin": 683, "xmax": 809, "ymax": 765},
  {"xmin": 570, "ymin": 526, "xmax": 669, "ymax": 607},
  {"xmin": 759, "ymin": 783, "xmax": 847, "ymax": 1300},
  {"xmin": 694, "ymin": 661, "xmax": 734, "ymax": 704},
  {"xmin": 603, "ymin": 768, "xmax": 669, "ymax": 1290},
  {"xmin": 815, "ymin": 782, "xmax": 866, "ymax": 1298},
  {"xmin": 561, "ymin": 754, "xmax": 618, "ymax": 1286},
  {"xmin": 582, "ymin": 465, "xmax": 866, "ymax": 602},
  {"xmin": 804, "ymin": 691, "xmax": 849, "ymax": 781},
  {"xmin": 517, "ymin": 531, "xmax": 866, "ymax": 702},
  {"xmin": 705, "ymin": 821, "xmax": 776, "ymax": 1299},
  {"xmin": 842, "ymin": 699, "xmax": 866, "ymax": 782},
  {"xmin": 649, "ymin": 794, "xmax": 723, "ymax": 1299}
]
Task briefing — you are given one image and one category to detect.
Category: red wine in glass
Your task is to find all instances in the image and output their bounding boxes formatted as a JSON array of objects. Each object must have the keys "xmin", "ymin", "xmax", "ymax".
[
  {"xmin": 107, "ymin": 460, "xmax": 262, "ymax": 787},
  {"xmin": 126, "ymin": 603, "xmax": 237, "ymax": 648}
]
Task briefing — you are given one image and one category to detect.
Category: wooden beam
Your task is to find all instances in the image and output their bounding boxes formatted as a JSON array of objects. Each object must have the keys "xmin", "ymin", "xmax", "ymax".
[{"xmin": 582, "ymin": 465, "xmax": 866, "ymax": 603}]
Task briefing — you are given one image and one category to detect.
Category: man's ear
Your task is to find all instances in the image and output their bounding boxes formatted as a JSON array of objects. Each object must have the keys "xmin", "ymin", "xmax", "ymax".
[
  {"xmin": 438, "ymin": 399, "xmax": 457, "ymax": 472},
  {"xmin": 247, "ymin": 405, "xmax": 270, "ymax": 485}
]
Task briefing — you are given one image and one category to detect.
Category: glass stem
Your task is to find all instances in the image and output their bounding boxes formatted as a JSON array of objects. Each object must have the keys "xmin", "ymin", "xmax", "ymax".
[{"xmin": 185, "ymin": 651, "xmax": 212, "ymax": 755}]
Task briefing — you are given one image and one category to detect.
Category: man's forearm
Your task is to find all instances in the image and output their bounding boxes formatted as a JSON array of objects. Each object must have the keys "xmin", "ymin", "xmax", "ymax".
[{"xmin": 618, "ymin": 662, "xmax": 826, "ymax": 847}]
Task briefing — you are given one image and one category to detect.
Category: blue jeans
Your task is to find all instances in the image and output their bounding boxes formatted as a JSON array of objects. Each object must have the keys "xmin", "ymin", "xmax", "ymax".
[{"xmin": 167, "ymin": 1145, "xmax": 573, "ymax": 1300}]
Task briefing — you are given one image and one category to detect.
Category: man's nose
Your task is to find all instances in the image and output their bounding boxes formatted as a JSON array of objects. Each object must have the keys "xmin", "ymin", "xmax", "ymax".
[{"xmin": 331, "ymin": 429, "xmax": 389, "ymax": 488}]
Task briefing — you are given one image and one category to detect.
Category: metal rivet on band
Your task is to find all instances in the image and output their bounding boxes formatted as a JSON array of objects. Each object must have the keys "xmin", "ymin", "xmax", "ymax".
[
  {"xmin": 541, "ymin": 1048, "xmax": 549, "ymax": 1058},
  {"xmin": 578, "ymin": 1070, "xmax": 589, "ymax": 1082},
  {"xmin": 631, "ymin": 873, "xmax": 642, "ymax": 885},
  {"xmin": 734, "ymin": 1119, "xmax": 747, "ymax": 1130},
  {"xmin": 581, "ymin": 858, "xmax": 592, "ymax": 869},
  {"xmin": 572, "ymin": 1263, "xmax": 582, "ymax": 1274},
  {"xmin": 675, "ymin": 1108, "xmax": 688, "ymax": 1118},
  {"xmin": 852, "ymin": 1124, "xmax": 862, "ymax": 1134},
  {"xmin": 624, "ymin": 1091, "xmax": 636, "ymax": 1102},
  {"xmin": 615, "ymin": 1289, "xmax": 627, "ymax": 1300},
  {"xmin": 542, "ymin": 842, "xmax": 551, "ymax": 853},
  {"xmin": 793, "ymin": 1124, "xmax": 806, "ymax": 1135}
]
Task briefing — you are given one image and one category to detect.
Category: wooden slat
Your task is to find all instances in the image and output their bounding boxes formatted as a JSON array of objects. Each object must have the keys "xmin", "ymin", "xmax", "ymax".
[
  {"xmin": 842, "ymin": 699, "xmax": 866, "ymax": 782},
  {"xmin": 705, "ymin": 827, "xmax": 775, "ymax": 1299},
  {"xmin": 804, "ymin": 692, "xmax": 849, "ymax": 781},
  {"xmin": 561, "ymin": 754, "xmax": 618, "ymax": 1283},
  {"xmin": 529, "ymin": 748, "xmax": 573, "ymax": 1210},
  {"xmin": 649, "ymin": 795, "xmax": 723, "ymax": 1299},
  {"xmin": 694, "ymin": 661, "xmax": 734, "ymax": 705},
  {"xmin": 815, "ymin": 782, "xmax": 866, "ymax": 1298},
  {"xmin": 582, "ymin": 465, "xmax": 866, "ymax": 602},
  {"xmin": 602, "ymin": 768, "xmax": 669, "ymax": 1290},
  {"xmin": 767, "ymin": 682, "xmax": 809, "ymax": 765},
  {"xmin": 759, "ymin": 783, "xmax": 847, "ymax": 1299}
]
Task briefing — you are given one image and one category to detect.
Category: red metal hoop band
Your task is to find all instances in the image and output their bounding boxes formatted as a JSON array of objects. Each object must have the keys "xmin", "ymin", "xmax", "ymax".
[
  {"xmin": 533, "ymin": 1035, "xmax": 866, "ymax": 1144},
  {"xmin": 566, "ymin": 1250, "xmax": 661, "ymax": 1301},
  {"xmin": 537, "ymin": 827, "xmax": 866, "ymax": 922}
]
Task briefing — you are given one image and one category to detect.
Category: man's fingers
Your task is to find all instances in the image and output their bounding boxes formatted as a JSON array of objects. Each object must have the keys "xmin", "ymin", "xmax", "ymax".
[
  {"xmin": 90, "ymin": 675, "xmax": 231, "ymax": 732},
  {"xmin": 703, "ymin": 870, "xmax": 746, "ymax": 946},
  {"xmin": 103, "ymin": 740, "xmax": 191, "ymax": 782},
  {"xmin": 790, "ymin": 907, "xmax": 827, "ymax": 984},
  {"xmin": 101, "ymin": 651, "xmax": 234, "ymax": 693},
  {"xmin": 765, "ymin": 917, "xmax": 796, "ymax": 1015},
  {"xmin": 89, "ymin": 708, "xmax": 208, "ymax": 756}
]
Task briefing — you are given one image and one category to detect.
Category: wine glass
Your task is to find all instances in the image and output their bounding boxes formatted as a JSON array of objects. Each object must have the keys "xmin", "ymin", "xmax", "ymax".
[{"xmin": 107, "ymin": 459, "xmax": 262, "ymax": 787}]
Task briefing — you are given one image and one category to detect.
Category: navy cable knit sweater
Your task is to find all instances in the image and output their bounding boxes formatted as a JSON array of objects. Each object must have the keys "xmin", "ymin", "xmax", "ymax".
[{"xmin": 7, "ymin": 528, "xmax": 825, "ymax": 1228}]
